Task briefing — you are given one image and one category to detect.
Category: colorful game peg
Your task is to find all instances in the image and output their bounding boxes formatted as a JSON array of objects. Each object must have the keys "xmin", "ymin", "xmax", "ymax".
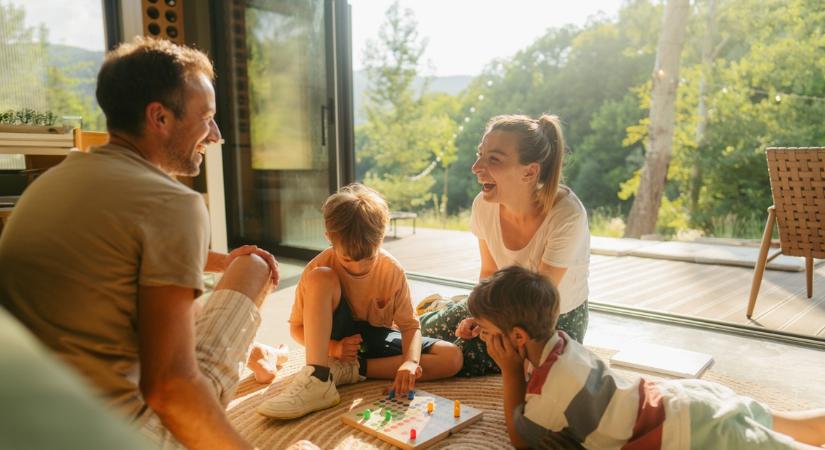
[
  {"xmin": 410, "ymin": 428, "xmax": 417, "ymax": 440},
  {"xmin": 388, "ymin": 389, "xmax": 395, "ymax": 400},
  {"xmin": 454, "ymin": 400, "xmax": 461, "ymax": 417},
  {"xmin": 385, "ymin": 410, "xmax": 392, "ymax": 421},
  {"xmin": 363, "ymin": 408, "xmax": 371, "ymax": 420},
  {"xmin": 427, "ymin": 402, "xmax": 434, "ymax": 414},
  {"xmin": 358, "ymin": 344, "xmax": 367, "ymax": 354},
  {"xmin": 408, "ymin": 390, "xmax": 415, "ymax": 400}
]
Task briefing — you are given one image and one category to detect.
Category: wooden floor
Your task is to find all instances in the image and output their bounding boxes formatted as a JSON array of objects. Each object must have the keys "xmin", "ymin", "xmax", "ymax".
[{"xmin": 383, "ymin": 227, "xmax": 825, "ymax": 339}]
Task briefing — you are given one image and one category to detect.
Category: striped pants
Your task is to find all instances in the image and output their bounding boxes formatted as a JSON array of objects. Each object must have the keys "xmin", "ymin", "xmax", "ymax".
[{"xmin": 139, "ymin": 289, "xmax": 260, "ymax": 448}]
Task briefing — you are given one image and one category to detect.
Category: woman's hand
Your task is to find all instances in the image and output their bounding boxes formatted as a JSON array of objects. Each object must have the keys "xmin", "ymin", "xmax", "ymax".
[
  {"xmin": 455, "ymin": 318, "xmax": 481, "ymax": 340},
  {"xmin": 484, "ymin": 333, "xmax": 524, "ymax": 374},
  {"xmin": 392, "ymin": 360, "xmax": 422, "ymax": 396},
  {"xmin": 329, "ymin": 334, "xmax": 362, "ymax": 361}
]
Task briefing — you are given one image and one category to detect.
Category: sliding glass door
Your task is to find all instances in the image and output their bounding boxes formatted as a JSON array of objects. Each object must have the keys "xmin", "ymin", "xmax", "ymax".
[{"xmin": 213, "ymin": 0, "xmax": 353, "ymax": 258}]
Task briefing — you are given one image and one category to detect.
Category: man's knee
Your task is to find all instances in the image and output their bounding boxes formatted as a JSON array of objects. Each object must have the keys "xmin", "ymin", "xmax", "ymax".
[{"xmin": 217, "ymin": 254, "xmax": 271, "ymax": 300}]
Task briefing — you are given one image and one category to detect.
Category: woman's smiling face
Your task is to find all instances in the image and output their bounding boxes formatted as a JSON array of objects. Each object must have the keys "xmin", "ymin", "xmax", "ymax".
[{"xmin": 471, "ymin": 130, "xmax": 529, "ymax": 203}]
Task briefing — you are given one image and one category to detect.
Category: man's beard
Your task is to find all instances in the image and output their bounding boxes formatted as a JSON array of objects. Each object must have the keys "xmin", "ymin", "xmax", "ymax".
[{"xmin": 164, "ymin": 145, "xmax": 201, "ymax": 177}]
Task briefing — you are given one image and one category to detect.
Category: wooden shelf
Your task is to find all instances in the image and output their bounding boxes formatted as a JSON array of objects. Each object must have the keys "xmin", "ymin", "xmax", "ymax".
[{"xmin": 0, "ymin": 131, "xmax": 74, "ymax": 155}]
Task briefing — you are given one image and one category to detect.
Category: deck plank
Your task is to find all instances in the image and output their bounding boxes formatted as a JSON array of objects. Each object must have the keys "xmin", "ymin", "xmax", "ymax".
[{"xmin": 383, "ymin": 227, "xmax": 825, "ymax": 339}]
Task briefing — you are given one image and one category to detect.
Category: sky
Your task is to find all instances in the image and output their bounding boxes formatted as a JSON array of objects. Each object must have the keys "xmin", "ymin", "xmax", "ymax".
[
  {"xmin": 5, "ymin": 0, "xmax": 627, "ymax": 76},
  {"xmin": 350, "ymin": 0, "xmax": 627, "ymax": 76},
  {"xmin": 6, "ymin": 0, "xmax": 106, "ymax": 51}
]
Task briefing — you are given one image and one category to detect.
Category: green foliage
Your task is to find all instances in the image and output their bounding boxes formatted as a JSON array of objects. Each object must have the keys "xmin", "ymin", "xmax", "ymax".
[
  {"xmin": 355, "ymin": 0, "xmax": 825, "ymax": 238},
  {"xmin": 357, "ymin": 1, "xmax": 459, "ymax": 212},
  {"xmin": 0, "ymin": 108, "xmax": 58, "ymax": 125},
  {"xmin": 0, "ymin": 3, "xmax": 103, "ymax": 130}
]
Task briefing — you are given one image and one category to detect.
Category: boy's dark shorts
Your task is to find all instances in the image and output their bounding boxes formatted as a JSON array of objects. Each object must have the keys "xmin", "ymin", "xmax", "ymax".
[{"xmin": 331, "ymin": 297, "xmax": 439, "ymax": 359}]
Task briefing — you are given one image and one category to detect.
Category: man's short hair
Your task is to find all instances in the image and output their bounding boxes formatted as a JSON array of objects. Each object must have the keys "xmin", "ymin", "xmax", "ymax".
[
  {"xmin": 323, "ymin": 183, "xmax": 389, "ymax": 261},
  {"xmin": 468, "ymin": 266, "xmax": 559, "ymax": 341},
  {"xmin": 96, "ymin": 37, "xmax": 215, "ymax": 136}
]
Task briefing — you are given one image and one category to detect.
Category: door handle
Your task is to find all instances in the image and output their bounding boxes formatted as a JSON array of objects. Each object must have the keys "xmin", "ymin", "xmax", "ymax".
[{"xmin": 321, "ymin": 104, "xmax": 328, "ymax": 146}]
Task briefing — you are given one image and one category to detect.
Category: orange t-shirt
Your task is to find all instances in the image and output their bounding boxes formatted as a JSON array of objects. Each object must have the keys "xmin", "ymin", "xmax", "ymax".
[{"xmin": 289, "ymin": 247, "xmax": 419, "ymax": 332}]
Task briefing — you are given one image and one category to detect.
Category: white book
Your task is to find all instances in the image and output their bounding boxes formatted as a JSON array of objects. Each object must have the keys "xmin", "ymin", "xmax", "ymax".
[{"xmin": 609, "ymin": 342, "xmax": 714, "ymax": 378}]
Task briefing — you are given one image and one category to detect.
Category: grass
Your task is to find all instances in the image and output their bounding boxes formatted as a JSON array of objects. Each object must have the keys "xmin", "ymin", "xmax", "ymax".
[
  {"xmin": 415, "ymin": 209, "xmax": 471, "ymax": 231},
  {"xmin": 413, "ymin": 207, "xmax": 769, "ymax": 240}
]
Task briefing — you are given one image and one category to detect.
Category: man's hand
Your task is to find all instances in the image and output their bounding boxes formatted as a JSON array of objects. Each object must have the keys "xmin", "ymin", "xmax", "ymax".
[
  {"xmin": 392, "ymin": 360, "xmax": 422, "ymax": 396},
  {"xmin": 455, "ymin": 318, "xmax": 481, "ymax": 340},
  {"xmin": 226, "ymin": 245, "xmax": 279, "ymax": 289},
  {"xmin": 329, "ymin": 334, "xmax": 362, "ymax": 361},
  {"xmin": 483, "ymin": 333, "xmax": 524, "ymax": 374}
]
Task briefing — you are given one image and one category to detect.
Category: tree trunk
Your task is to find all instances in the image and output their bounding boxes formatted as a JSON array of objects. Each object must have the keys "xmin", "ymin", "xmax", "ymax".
[
  {"xmin": 625, "ymin": 0, "xmax": 691, "ymax": 238},
  {"xmin": 691, "ymin": 0, "xmax": 719, "ymax": 213}
]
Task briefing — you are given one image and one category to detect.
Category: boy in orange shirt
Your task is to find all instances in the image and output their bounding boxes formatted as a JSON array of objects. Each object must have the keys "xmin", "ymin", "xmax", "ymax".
[{"xmin": 258, "ymin": 184, "xmax": 463, "ymax": 419}]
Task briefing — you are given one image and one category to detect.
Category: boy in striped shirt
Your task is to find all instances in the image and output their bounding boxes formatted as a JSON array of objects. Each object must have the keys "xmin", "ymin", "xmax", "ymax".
[{"xmin": 467, "ymin": 266, "xmax": 825, "ymax": 449}]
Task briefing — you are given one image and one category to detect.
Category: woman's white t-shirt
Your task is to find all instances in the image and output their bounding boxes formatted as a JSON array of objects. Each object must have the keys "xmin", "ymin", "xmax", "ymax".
[{"xmin": 469, "ymin": 189, "xmax": 590, "ymax": 314}]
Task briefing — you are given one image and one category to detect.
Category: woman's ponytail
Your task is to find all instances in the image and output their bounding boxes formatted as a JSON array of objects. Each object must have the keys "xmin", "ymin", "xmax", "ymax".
[{"xmin": 536, "ymin": 114, "xmax": 565, "ymax": 215}]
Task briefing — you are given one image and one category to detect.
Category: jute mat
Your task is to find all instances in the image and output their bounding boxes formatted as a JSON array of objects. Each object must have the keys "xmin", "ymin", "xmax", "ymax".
[{"xmin": 227, "ymin": 348, "xmax": 814, "ymax": 449}]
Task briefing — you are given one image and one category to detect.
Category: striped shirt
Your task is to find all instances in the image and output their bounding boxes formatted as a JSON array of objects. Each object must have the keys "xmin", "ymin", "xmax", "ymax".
[
  {"xmin": 515, "ymin": 332, "xmax": 797, "ymax": 449},
  {"xmin": 515, "ymin": 331, "xmax": 682, "ymax": 449}
]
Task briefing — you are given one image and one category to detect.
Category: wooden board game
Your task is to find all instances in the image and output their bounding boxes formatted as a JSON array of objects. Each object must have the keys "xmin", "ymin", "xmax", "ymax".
[{"xmin": 340, "ymin": 389, "xmax": 483, "ymax": 449}]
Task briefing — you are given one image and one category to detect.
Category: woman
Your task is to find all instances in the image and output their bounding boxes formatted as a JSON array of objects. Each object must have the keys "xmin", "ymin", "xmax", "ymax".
[{"xmin": 420, "ymin": 114, "xmax": 590, "ymax": 376}]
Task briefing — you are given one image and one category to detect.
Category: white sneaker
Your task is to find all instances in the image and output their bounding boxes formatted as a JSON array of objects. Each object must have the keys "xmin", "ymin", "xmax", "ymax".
[
  {"xmin": 256, "ymin": 366, "xmax": 340, "ymax": 419},
  {"xmin": 328, "ymin": 357, "xmax": 364, "ymax": 386}
]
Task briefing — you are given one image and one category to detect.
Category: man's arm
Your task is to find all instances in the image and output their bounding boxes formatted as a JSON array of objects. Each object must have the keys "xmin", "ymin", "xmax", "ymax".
[
  {"xmin": 205, "ymin": 251, "xmax": 228, "ymax": 273},
  {"xmin": 138, "ymin": 285, "xmax": 251, "ymax": 450}
]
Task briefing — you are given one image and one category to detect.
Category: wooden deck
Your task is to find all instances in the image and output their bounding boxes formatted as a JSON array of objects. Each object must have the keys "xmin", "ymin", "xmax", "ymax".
[{"xmin": 382, "ymin": 227, "xmax": 825, "ymax": 339}]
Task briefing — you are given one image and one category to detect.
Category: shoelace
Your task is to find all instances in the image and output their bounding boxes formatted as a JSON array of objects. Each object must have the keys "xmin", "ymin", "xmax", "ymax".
[{"xmin": 280, "ymin": 373, "xmax": 312, "ymax": 397}]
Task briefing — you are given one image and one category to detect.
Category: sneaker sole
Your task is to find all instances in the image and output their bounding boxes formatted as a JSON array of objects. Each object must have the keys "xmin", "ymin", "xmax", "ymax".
[{"xmin": 256, "ymin": 396, "xmax": 341, "ymax": 420}]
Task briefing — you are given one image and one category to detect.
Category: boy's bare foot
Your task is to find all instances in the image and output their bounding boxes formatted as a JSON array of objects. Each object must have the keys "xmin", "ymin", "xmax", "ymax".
[{"xmin": 247, "ymin": 343, "xmax": 289, "ymax": 384}]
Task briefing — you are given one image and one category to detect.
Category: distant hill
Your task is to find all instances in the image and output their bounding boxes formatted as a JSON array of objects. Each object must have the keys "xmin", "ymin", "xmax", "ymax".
[
  {"xmin": 36, "ymin": 46, "xmax": 470, "ymax": 128},
  {"xmin": 353, "ymin": 70, "xmax": 472, "ymax": 125},
  {"xmin": 46, "ymin": 44, "xmax": 104, "ymax": 100}
]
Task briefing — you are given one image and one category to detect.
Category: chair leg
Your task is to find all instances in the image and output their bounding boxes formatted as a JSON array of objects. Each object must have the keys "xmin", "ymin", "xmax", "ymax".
[
  {"xmin": 747, "ymin": 208, "xmax": 776, "ymax": 318},
  {"xmin": 806, "ymin": 256, "xmax": 813, "ymax": 298}
]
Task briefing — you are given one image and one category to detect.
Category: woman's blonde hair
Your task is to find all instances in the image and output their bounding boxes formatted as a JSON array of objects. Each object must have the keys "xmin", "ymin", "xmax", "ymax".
[
  {"xmin": 322, "ymin": 183, "xmax": 389, "ymax": 260},
  {"xmin": 485, "ymin": 114, "xmax": 566, "ymax": 215}
]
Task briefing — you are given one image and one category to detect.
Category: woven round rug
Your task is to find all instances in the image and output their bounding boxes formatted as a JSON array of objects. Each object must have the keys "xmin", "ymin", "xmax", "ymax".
[{"xmin": 227, "ymin": 347, "xmax": 814, "ymax": 449}]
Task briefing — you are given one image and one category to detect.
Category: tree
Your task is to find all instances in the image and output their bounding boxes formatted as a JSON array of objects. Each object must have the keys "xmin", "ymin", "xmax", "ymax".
[
  {"xmin": 357, "ymin": 1, "xmax": 459, "ymax": 212},
  {"xmin": 625, "ymin": 0, "xmax": 691, "ymax": 238}
]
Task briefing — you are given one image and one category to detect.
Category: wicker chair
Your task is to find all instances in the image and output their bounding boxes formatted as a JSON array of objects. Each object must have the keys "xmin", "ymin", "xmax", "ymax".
[{"xmin": 747, "ymin": 147, "xmax": 825, "ymax": 318}]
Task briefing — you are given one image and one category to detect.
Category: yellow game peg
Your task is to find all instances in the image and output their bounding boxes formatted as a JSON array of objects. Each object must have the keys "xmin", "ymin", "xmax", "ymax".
[
  {"xmin": 453, "ymin": 400, "xmax": 460, "ymax": 417},
  {"xmin": 427, "ymin": 401, "xmax": 434, "ymax": 414}
]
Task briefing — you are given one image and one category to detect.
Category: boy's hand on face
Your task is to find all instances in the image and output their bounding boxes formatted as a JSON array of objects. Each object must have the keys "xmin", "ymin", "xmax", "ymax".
[
  {"xmin": 392, "ymin": 360, "xmax": 422, "ymax": 396},
  {"xmin": 330, "ymin": 334, "xmax": 363, "ymax": 361},
  {"xmin": 485, "ymin": 333, "xmax": 524, "ymax": 374},
  {"xmin": 455, "ymin": 318, "xmax": 481, "ymax": 340}
]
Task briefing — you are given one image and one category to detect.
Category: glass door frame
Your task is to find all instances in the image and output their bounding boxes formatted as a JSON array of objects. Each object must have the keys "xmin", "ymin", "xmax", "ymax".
[{"xmin": 211, "ymin": 0, "xmax": 355, "ymax": 261}]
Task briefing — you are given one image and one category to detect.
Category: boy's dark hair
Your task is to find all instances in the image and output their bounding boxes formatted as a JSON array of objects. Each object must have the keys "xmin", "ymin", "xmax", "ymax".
[
  {"xmin": 323, "ymin": 183, "xmax": 389, "ymax": 261},
  {"xmin": 467, "ymin": 266, "xmax": 559, "ymax": 341},
  {"xmin": 96, "ymin": 37, "xmax": 215, "ymax": 136}
]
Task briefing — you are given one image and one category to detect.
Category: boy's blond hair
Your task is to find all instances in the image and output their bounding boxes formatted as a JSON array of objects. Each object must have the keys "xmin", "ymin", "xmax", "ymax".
[
  {"xmin": 467, "ymin": 266, "xmax": 559, "ymax": 341},
  {"xmin": 323, "ymin": 183, "xmax": 389, "ymax": 260}
]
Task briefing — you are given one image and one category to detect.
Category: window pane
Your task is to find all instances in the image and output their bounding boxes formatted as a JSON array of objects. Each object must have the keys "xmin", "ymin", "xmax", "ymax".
[{"xmin": 0, "ymin": 1, "xmax": 106, "ymax": 132}]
